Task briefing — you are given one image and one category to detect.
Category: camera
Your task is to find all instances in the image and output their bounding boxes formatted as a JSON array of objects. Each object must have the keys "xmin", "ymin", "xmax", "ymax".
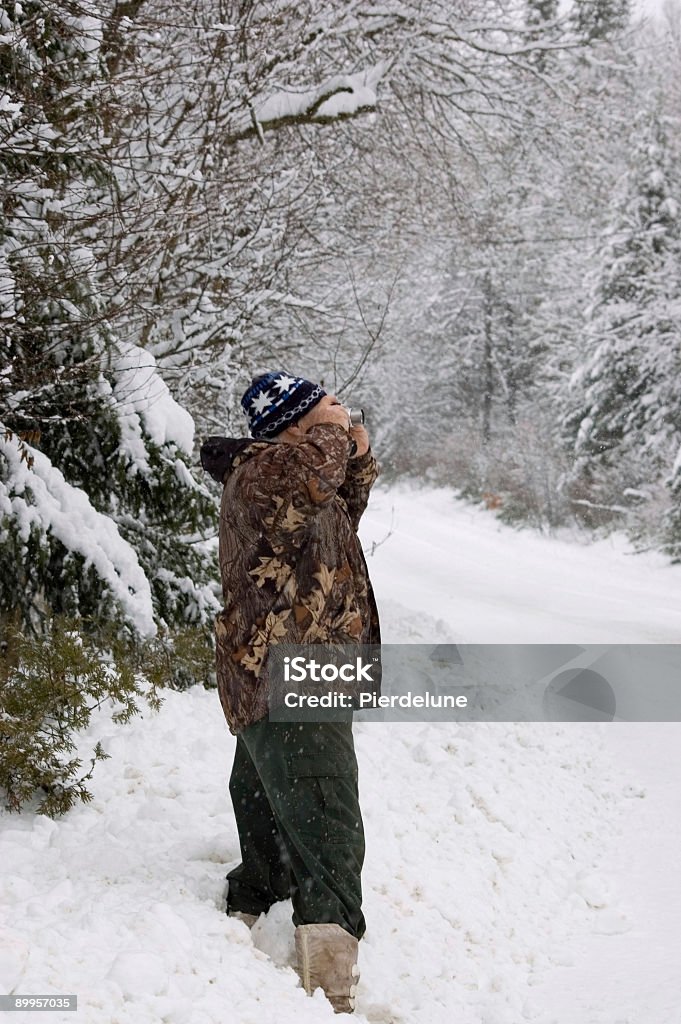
[{"xmin": 347, "ymin": 409, "xmax": 365, "ymax": 426}]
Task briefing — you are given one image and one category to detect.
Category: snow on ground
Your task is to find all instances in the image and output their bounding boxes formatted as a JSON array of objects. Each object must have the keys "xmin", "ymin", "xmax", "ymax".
[
  {"xmin": 362, "ymin": 484, "xmax": 681, "ymax": 644},
  {"xmin": 1, "ymin": 485, "xmax": 680, "ymax": 1024},
  {"xmin": 0, "ymin": 684, "xmax": 620, "ymax": 1024},
  {"xmin": 527, "ymin": 725, "xmax": 681, "ymax": 1024}
]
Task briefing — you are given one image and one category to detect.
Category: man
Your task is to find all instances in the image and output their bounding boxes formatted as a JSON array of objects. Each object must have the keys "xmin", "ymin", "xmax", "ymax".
[{"xmin": 200, "ymin": 371, "xmax": 380, "ymax": 1014}]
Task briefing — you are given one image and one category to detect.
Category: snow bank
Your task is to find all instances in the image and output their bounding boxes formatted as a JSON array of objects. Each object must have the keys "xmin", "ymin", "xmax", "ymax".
[{"xmin": 355, "ymin": 716, "xmax": 622, "ymax": 1024}]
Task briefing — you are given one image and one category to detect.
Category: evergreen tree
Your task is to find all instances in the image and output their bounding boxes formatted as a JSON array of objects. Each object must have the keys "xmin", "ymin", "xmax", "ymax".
[
  {"xmin": 527, "ymin": 0, "xmax": 559, "ymax": 20},
  {"xmin": 570, "ymin": 0, "xmax": 631, "ymax": 42},
  {"xmin": 524, "ymin": 1, "xmax": 561, "ymax": 70},
  {"xmin": 564, "ymin": 117, "xmax": 681, "ymax": 539},
  {"xmin": 0, "ymin": 2, "xmax": 218, "ymax": 636}
]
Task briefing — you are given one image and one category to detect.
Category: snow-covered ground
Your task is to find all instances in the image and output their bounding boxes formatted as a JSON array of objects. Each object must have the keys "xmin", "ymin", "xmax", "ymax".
[
  {"xmin": 1, "ymin": 485, "xmax": 680, "ymax": 1024},
  {"xmin": 362, "ymin": 484, "xmax": 681, "ymax": 645}
]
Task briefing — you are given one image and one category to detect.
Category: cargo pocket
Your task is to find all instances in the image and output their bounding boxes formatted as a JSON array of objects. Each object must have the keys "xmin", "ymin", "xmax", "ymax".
[{"xmin": 286, "ymin": 753, "xmax": 361, "ymax": 845}]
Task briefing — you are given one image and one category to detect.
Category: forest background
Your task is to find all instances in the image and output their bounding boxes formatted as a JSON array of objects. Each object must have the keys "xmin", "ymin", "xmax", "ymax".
[{"xmin": 1, "ymin": 0, "xmax": 680, "ymax": 812}]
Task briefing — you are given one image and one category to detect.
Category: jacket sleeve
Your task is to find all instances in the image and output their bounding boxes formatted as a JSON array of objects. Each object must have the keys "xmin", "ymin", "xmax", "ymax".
[
  {"xmin": 235, "ymin": 422, "xmax": 353, "ymax": 550},
  {"xmin": 338, "ymin": 449, "xmax": 380, "ymax": 531}
]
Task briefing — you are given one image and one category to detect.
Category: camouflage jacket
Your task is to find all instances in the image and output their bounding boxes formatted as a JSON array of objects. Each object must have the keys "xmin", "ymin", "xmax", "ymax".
[{"xmin": 200, "ymin": 423, "xmax": 381, "ymax": 734}]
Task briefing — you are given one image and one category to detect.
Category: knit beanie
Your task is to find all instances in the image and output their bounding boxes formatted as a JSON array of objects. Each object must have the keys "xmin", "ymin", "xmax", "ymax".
[{"xmin": 241, "ymin": 372, "xmax": 326, "ymax": 439}]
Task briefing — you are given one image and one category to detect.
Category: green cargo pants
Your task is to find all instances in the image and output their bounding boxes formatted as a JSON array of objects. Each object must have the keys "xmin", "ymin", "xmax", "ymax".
[{"xmin": 225, "ymin": 716, "xmax": 366, "ymax": 940}]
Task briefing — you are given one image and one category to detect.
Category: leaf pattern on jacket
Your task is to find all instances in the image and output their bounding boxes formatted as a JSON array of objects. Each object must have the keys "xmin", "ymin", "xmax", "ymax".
[
  {"xmin": 298, "ymin": 575, "xmax": 329, "ymax": 642},
  {"xmin": 211, "ymin": 422, "xmax": 381, "ymax": 734},
  {"xmin": 239, "ymin": 608, "xmax": 292, "ymax": 676},
  {"xmin": 313, "ymin": 563, "xmax": 335, "ymax": 596},
  {"xmin": 248, "ymin": 555, "xmax": 293, "ymax": 590},
  {"xmin": 263, "ymin": 494, "xmax": 308, "ymax": 540},
  {"xmin": 328, "ymin": 592, "xmax": 364, "ymax": 640}
]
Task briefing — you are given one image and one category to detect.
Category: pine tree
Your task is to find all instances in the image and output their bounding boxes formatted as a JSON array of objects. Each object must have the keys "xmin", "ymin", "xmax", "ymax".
[
  {"xmin": 570, "ymin": 0, "xmax": 631, "ymax": 42},
  {"xmin": 0, "ymin": 2, "xmax": 219, "ymax": 636},
  {"xmin": 564, "ymin": 117, "xmax": 681, "ymax": 538},
  {"xmin": 527, "ymin": 0, "xmax": 559, "ymax": 21}
]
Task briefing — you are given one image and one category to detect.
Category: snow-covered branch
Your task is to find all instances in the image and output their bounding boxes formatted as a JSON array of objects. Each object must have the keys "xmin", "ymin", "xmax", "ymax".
[{"xmin": 227, "ymin": 65, "xmax": 386, "ymax": 145}]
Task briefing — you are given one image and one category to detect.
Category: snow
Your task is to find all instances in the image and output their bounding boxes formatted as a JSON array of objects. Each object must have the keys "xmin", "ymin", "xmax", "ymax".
[
  {"xmin": 673, "ymin": 442, "xmax": 681, "ymax": 476},
  {"xmin": 315, "ymin": 83, "xmax": 377, "ymax": 120},
  {"xmin": 0, "ymin": 253, "xmax": 15, "ymax": 318},
  {"xmin": 112, "ymin": 342, "xmax": 195, "ymax": 458},
  {"xmin": 527, "ymin": 725, "xmax": 681, "ymax": 1024},
  {"xmin": 0, "ymin": 431, "xmax": 155, "ymax": 636},
  {"xmin": 60, "ymin": 10, "xmax": 103, "ymax": 61},
  {"xmin": 1, "ymin": 485, "xmax": 680, "ymax": 1023},
  {"xmin": 362, "ymin": 484, "xmax": 681, "ymax": 644},
  {"xmin": 254, "ymin": 66, "xmax": 385, "ymax": 126}
]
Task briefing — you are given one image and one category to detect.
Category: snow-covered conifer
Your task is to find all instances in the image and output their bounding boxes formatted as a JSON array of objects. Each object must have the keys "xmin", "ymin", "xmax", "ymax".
[
  {"xmin": 0, "ymin": 2, "xmax": 218, "ymax": 635},
  {"xmin": 564, "ymin": 116, "xmax": 681, "ymax": 540}
]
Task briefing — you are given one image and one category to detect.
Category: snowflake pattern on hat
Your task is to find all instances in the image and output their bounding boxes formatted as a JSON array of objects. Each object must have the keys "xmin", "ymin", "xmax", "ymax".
[{"xmin": 241, "ymin": 372, "xmax": 326, "ymax": 439}]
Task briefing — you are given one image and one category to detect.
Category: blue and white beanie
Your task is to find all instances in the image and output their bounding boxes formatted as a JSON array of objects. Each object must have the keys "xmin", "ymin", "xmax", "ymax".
[{"xmin": 241, "ymin": 372, "xmax": 326, "ymax": 439}]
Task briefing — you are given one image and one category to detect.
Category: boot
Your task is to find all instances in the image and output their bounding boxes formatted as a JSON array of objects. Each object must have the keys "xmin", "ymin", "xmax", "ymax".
[
  {"xmin": 295, "ymin": 923, "xmax": 360, "ymax": 1014},
  {"xmin": 228, "ymin": 909, "xmax": 259, "ymax": 928}
]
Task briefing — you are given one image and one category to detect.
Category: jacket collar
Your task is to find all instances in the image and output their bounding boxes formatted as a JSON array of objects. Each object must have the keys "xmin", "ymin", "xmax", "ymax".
[{"xmin": 199, "ymin": 436, "xmax": 271, "ymax": 484}]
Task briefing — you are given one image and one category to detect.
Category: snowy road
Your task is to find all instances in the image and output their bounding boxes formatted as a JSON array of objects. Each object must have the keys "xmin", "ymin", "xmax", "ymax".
[
  {"xmin": 361, "ymin": 486, "xmax": 681, "ymax": 1023},
  {"xmin": 361, "ymin": 485, "xmax": 681, "ymax": 644},
  {"xmin": 1, "ymin": 486, "xmax": 680, "ymax": 1024}
]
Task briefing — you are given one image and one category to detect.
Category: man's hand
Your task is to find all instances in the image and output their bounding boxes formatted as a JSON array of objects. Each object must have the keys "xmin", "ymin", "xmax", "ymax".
[
  {"xmin": 349, "ymin": 423, "xmax": 370, "ymax": 457},
  {"xmin": 297, "ymin": 395, "xmax": 370, "ymax": 456}
]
